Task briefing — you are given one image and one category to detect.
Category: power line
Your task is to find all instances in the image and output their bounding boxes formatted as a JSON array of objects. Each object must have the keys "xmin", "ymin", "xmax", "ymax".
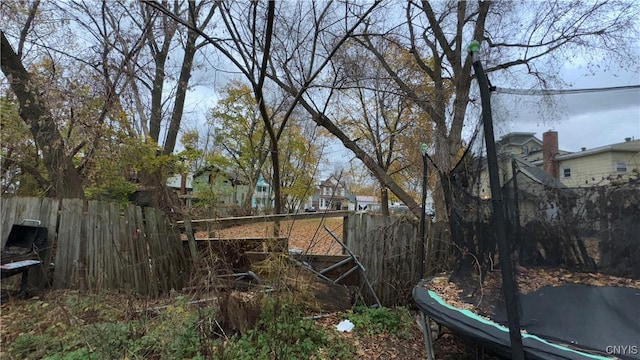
[{"xmin": 494, "ymin": 84, "xmax": 640, "ymax": 96}]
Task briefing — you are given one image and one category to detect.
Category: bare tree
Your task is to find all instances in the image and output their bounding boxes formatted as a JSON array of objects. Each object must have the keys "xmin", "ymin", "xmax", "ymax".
[
  {"xmin": 332, "ymin": 36, "xmax": 437, "ymax": 216},
  {"xmin": 352, "ymin": 0, "xmax": 639, "ymax": 215},
  {"xmin": 145, "ymin": 1, "xmax": 379, "ymax": 220}
]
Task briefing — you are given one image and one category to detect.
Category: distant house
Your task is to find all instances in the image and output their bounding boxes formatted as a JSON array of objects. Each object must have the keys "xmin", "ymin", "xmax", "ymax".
[
  {"xmin": 167, "ymin": 173, "xmax": 194, "ymax": 207},
  {"xmin": 497, "ymin": 132, "xmax": 543, "ymax": 161},
  {"xmin": 532, "ymin": 137, "xmax": 640, "ymax": 187},
  {"xmin": 312, "ymin": 175, "xmax": 349, "ymax": 211},
  {"xmin": 252, "ymin": 175, "xmax": 273, "ymax": 211},
  {"xmin": 166, "ymin": 165, "xmax": 249, "ymax": 211},
  {"xmin": 496, "ymin": 131, "xmax": 572, "ymax": 164},
  {"xmin": 489, "ymin": 131, "xmax": 639, "ymax": 188},
  {"xmin": 475, "ymin": 132, "xmax": 572, "ymax": 199},
  {"xmin": 475, "ymin": 131, "xmax": 639, "ymax": 224},
  {"xmin": 193, "ymin": 166, "xmax": 249, "ymax": 206}
]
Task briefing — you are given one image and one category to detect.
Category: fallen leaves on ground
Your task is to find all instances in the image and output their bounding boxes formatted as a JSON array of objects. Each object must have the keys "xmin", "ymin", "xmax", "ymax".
[
  {"xmin": 312, "ymin": 311, "xmax": 427, "ymax": 360},
  {"xmin": 196, "ymin": 218, "xmax": 345, "ymax": 255},
  {"xmin": 423, "ymin": 266, "xmax": 640, "ymax": 317}
]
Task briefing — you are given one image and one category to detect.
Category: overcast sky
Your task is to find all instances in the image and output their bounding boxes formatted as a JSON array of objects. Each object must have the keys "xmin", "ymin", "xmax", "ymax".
[
  {"xmin": 491, "ymin": 65, "xmax": 640, "ymax": 152},
  {"xmin": 181, "ymin": 46, "xmax": 640, "ymax": 165}
]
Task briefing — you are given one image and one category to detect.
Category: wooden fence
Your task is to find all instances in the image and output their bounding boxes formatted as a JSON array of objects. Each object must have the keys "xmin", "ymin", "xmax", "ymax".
[
  {"xmin": 1, "ymin": 197, "xmax": 186, "ymax": 296},
  {"xmin": 344, "ymin": 213, "xmax": 420, "ymax": 306},
  {"xmin": 345, "ymin": 213, "xmax": 453, "ymax": 306}
]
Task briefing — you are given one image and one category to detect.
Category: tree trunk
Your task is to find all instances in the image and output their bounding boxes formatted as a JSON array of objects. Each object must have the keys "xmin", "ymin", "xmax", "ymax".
[
  {"xmin": 163, "ymin": 18, "xmax": 198, "ymax": 155},
  {"xmin": 1, "ymin": 31, "xmax": 85, "ymax": 199},
  {"xmin": 380, "ymin": 187, "xmax": 390, "ymax": 217}
]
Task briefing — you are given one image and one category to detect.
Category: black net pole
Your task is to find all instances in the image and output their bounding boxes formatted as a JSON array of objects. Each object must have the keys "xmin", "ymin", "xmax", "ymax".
[
  {"xmin": 511, "ymin": 159, "xmax": 522, "ymax": 258},
  {"xmin": 418, "ymin": 144, "xmax": 428, "ymax": 279},
  {"xmin": 468, "ymin": 40, "xmax": 525, "ymax": 360}
]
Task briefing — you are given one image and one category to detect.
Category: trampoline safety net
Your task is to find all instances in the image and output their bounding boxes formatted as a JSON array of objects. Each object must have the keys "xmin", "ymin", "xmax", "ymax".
[{"xmin": 416, "ymin": 131, "xmax": 640, "ymax": 360}]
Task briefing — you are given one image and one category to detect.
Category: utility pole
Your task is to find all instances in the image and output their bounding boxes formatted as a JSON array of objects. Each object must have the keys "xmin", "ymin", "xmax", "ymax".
[{"xmin": 468, "ymin": 40, "xmax": 525, "ymax": 360}]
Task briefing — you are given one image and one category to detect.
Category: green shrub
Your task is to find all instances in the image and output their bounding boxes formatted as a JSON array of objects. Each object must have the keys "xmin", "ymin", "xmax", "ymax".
[
  {"xmin": 345, "ymin": 305, "xmax": 415, "ymax": 339},
  {"xmin": 219, "ymin": 298, "xmax": 355, "ymax": 360},
  {"xmin": 9, "ymin": 333, "xmax": 63, "ymax": 360},
  {"xmin": 84, "ymin": 322, "xmax": 131, "ymax": 359}
]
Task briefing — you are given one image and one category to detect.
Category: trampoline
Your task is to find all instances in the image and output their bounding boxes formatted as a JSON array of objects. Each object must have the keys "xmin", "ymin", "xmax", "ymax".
[{"xmin": 414, "ymin": 281, "xmax": 640, "ymax": 360}]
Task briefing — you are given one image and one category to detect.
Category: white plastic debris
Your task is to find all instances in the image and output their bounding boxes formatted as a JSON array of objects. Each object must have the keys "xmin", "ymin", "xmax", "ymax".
[
  {"xmin": 336, "ymin": 319, "xmax": 354, "ymax": 332},
  {"xmin": 288, "ymin": 248, "xmax": 304, "ymax": 255}
]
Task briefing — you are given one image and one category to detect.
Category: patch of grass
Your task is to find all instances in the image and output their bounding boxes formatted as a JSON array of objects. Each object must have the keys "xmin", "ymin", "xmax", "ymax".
[
  {"xmin": 8, "ymin": 333, "xmax": 64, "ymax": 360},
  {"xmin": 4, "ymin": 291, "xmax": 357, "ymax": 360},
  {"xmin": 345, "ymin": 305, "xmax": 416, "ymax": 339},
  {"xmin": 5, "ymin": 293, "xmax": 217, "ymax": 360}
]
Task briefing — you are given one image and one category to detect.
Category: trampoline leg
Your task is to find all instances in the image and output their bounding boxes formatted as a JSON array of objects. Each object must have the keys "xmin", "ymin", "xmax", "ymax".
[{"xmin": 419, "ymin": 312, "xmax": 435, "ymax": 360}]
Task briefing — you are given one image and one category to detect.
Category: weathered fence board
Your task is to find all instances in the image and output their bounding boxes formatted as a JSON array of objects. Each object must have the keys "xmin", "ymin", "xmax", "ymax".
[
  {"xmin": 37, "ymin": 197, "xmax": 61, "ymax": 275},
  {"xmin": 346, "ymin": 213, "xmax": 421, "ymax": 306},
  {"xmin": 54, "ymin": 198, "xmax": 84, "ymax": 289},
  {"xmin": 2, "ymin": 197, "xmax": 185, "ymax": 296},
  {"xmin": 177, "ymin": 210, "xmax": 351, "ymax": 229},
  {"xmin": 133, "ymin": 205, "xmax": 152, "ymax": 295},
  {"xmin": 145, "ymin": 208, "xmax": 163, "ymax": 296},
  {"xmin": 119, "ymin": 210, "xmax": 133, "ymax": 290},
  {"xmin": 1, "ymin": 197, "xmax": 18, "ymax": 248}
]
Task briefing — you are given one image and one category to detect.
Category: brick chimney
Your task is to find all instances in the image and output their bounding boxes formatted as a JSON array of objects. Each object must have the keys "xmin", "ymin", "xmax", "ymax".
[{"xmin": 542, "ymin": 130, "xmax": 559, "ymax": 178}]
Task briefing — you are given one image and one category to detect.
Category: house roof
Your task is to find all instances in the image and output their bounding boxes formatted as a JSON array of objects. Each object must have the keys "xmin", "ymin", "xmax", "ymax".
[
  {"xmin": 555, "ymin": 139, "xmax": 640, "ymax": 161},
  {"xmin": 356, "ymin": 195, "xmax": 377, "ymax": 203},
  {"xmin": 193, "ymin": 165, "xmax": 247, "ymax": 184},
  {"xmin": 473, "ymin": 154, "xmax": 567, "ymax": 190},
  {"xmin": 514, "ymin": 158, "xmax": 567, "ymax": 189},
  {"xmin": 497, "ymin": 132, "xmax": 542, "ymax": 148},
  {"xmin": 530, "ymin": 139, "xmax": 640, "ymax": 166},
  {"xmin": 319, "ymin": 174, "xmax": 345, "ymax": 187}
]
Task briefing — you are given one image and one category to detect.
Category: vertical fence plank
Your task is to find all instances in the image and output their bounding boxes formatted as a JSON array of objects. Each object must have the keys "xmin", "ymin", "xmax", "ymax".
[
  {"xmin": 162, "ymin": 212, "xmax": 186, "ymax": 292},
  {"xmin": 108, "ymin": 203, "xmax": 122, "ymax": 289},
  {"xmin": 38, "ymin": 197, "xmax": 61, "ymax": 260},
  {"xmin": 144, "ymin": 208, "xmax": 161, "ymax": 296},
  {"xmin": 1, "ymin": 197, "xmax": 18, "ymax": 248},
  {"xmin": 54, "ymin": 199, "xmax": 84, "ymax": 289},
  {"xmin": 183, "ymin": 216, "xmax": 198, "ymax": 263},
  {"xmin": 95, "ymin": 200, "xmax": 107, "ymax": 290},
  {"xmin": 133, "ymin": 205, "xmax": 152, "ymax": 296},
  {"xmin": 119, "ymin": 208, "xmax": 133, "ymax": 291},
  {"xmin": 85, "ymin": 200, "xmax": 98, "ymax": 292},
  {"xmin": 33, "ymin": 198, "xmax": 60, "ymax": 287},
  {"xmin": 123, "ymin": 205, "xmax": 139, "ymax": 293},
  {"xmin": 346, "ymin": 213, "xmax": 421, "ymax": 306}
]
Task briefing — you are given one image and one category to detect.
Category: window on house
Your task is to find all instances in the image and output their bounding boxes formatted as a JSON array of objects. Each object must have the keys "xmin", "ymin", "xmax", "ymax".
[
  {"xmin": 616, "ymin": 162, "xmax": 628, "ymax": 173},
  {"xmin": 563, "ymin": 168, "xmax": 571, "ymax": 178}
]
